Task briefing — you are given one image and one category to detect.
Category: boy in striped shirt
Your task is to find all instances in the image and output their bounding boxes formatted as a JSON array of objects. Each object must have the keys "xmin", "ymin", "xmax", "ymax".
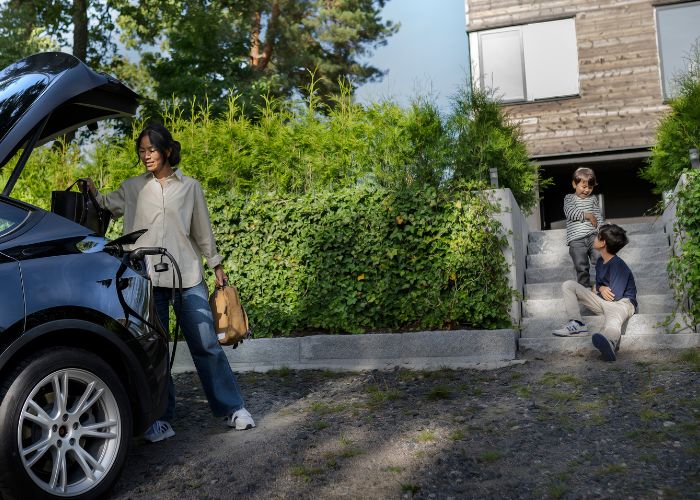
[{"xmin": 563, "ymin": 167, "xmax": 604, "ymax": 287}]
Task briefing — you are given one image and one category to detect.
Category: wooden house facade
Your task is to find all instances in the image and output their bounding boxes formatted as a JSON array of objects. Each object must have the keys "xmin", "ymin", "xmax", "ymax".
[{"xmin": 465, "ymin": 0, "xmax": 700, "ymax": 228}]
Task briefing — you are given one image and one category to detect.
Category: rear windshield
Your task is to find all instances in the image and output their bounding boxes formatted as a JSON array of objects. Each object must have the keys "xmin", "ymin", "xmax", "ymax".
[{"xmin": 0, "ymin": 74, "xmax": 49, "ymax": 142}]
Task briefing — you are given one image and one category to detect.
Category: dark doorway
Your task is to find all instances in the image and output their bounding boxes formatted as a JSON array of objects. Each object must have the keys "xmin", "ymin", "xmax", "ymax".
[{"xmin": 539, "ymin": 157, "xmax": 661, "ymax": 229}]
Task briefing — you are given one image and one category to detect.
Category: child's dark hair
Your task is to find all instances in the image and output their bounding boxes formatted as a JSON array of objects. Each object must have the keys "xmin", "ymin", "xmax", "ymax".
[
  {"xmin": 572, "ymin": 167, "xmax": 597, "ymax": 187},
  {"xmin": 136, "ymin": 124, "xmax": 182, "ymax": 166},
  {"xmin": 597, "ymin": 224, "xmax": 628, "ymax": 254}
]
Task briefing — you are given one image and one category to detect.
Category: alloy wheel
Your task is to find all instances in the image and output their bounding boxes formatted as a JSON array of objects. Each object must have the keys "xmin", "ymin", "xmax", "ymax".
[{"xmin": 17, "ymin": 368, "xmax": 122, "ymax": 497}]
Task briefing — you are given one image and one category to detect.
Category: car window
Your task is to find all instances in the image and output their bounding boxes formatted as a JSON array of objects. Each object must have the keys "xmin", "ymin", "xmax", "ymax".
[
  {"xmin": 0, "ymin": 201, "xmax": 29, "ymax": 237},
  {"xmin": 0, "ymin": 74, "xmax": 49, "ymax": 143}
]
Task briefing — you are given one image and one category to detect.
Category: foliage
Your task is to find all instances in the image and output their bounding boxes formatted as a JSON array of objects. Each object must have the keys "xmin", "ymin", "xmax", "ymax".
[
  {"xmin": 448, "ymin": 87, "xmax": 540, "ymax": 213},
  {"xmin": 0, "ymin": 0, "xmax": 118, "ymax": 67},
  {"xmin": 117, "ymin": 0, "xmax": 398, "ymax": 114},
  {"xmin": 0, "ymin": 0, "xmax": 397, "ymax": 115},
  {"xmin": 0, "ymin": 1, "xmax": 60, "ymax": 67},
  {"xmin": 642, "ymin": 44, "xmax": 700, "ymax": 193},
  {"xmin": 54, "ymin": 84, "xmax": 536, "ymax": 212},
  {"xmin": 668, "ymin": 170, "xmax": 700, "ymax": 328},
  {"xmin": 207, "ymin": 184, "xmax": 512, "ymax": 335}
]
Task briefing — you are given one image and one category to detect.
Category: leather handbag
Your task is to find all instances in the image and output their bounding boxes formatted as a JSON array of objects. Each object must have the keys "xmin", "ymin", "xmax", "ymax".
[
  {"xmin": 51, "ymin": 179, "xmax": 112, "ymax": 236},
  {"xmin": 209, "ymin": 283, "xmax": 252, "ymax": 348}
]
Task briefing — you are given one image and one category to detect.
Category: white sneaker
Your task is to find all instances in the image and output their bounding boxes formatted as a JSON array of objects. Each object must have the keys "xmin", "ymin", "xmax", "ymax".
[
  {"xmin": 144, "ymin": 420, "xmax": 175, "ymax": 443},
  {"xmin": 228, "ymin": 408, "xmax": 255, "ymax": 430},
  {"xmin": 552, "ymin": 319, "xmax": 588, "ymax": 337}
]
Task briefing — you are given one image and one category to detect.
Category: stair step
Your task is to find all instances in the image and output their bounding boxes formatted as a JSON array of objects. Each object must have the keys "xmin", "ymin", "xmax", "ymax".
[
  {"xmin": 528, "ymin": 233, "xmax": 669, "ymax": 255},
  {"xmin": 526, "ymin": 262, "xmax": 667, "ymax": 284},
  {"xmin": 528, "ymin": 222, "xmax": 660, "ymax": 243},
  {"xmin": 522, "ymin": 294, "xmax": 674, "ymax": 317},
  {"xmin": 521, "ymin": 313, "xmax": 692, "ymax": 338},
  {"xmin": 524, "ymin": 278, "xmax": 670, "ymax": 299},
  {"xmin": 527, "ymin": 246, "xmax": 670, "ymax": 268},
  {"xmin": 519, "ymin": 333, "xmax": 700, "ymax": 354}
]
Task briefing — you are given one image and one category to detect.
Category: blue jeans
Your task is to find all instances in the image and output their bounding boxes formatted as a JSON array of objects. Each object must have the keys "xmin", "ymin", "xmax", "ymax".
[{"xmin": 154, "ymin": 281, "xmax": 245, "ymax": 420}]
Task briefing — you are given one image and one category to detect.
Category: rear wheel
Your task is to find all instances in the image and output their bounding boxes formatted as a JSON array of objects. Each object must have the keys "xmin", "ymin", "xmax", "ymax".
[{"xmin": 0, "ymin": 347, "xmax": 132, "ymax": 499}]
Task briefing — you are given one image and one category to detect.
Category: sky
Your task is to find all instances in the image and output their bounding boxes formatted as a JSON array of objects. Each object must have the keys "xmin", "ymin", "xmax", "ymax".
[{"xmin": 355, "ymin": 0, "xmax": 470, "ymax": 112}]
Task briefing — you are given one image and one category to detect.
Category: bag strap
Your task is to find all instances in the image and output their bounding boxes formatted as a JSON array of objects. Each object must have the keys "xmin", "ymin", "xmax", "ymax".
[{"xmin": 65, "ymin": 179, "xmax": 82, "ymax": 192}]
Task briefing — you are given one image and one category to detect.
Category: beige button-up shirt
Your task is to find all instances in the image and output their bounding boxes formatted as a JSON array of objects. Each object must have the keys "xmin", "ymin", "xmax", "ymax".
[{"xmin": 96, "ymin": 169, "xmax": 223, "ymax": 288}]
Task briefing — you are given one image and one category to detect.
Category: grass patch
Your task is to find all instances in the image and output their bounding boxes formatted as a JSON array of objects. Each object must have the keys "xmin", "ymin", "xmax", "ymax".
[
  {"xmin": 540, "ymin": 372, "xmax": 583, "ymax": 386},
  {"xmin": 641, "ymin": 386, "xmax": 666, "ymax": 400},
  {"xmin": 457, "ymin": 383, "xmax": 484, "ymax": 397},
  {"xmin": 640, "ymin": 408, "xmax": 671, "ymax": 422},
  {"xmin": 478, "ymin": 450, "xmax": 502, "ymax": 463},
  {"xmin": 426, "ymin": 384, "xmax": 452, "ymax": 401},
  {"xmin": 547, "ymin": 482, "xmax": 568, "ymax": 499},
  {"xmin": 308, "ymin": 401, "xmax": 346, "ymax": 415},
  {"xmin": 680, "ymin": 349, "xmax": 700, "ymax": 370},
  {"xmin": 595, "ymin": 463, "xmax": 627, "ymax": 475},
  {"xmin": 340, "ymin": 447, "xmax": 364, "ymax": 458},
  {"xmin": 365, "ymin": 384, "xmax": 404, "ymax": 407},
  {"xmin": 626, "ymin": 428, "xmax": 667, "ymax": 444},
  {"xmin": 401, "ymin": 483, "xmax": 421, "ymax": 494},
  {"xmin": 312, "ymin": 420, "xmax": 330, "ymax": 430},
  {"xmin": 385, "ymin": 466, "xmax": 403, "ymax": 473},
  {"xmin": 449, "ymin": 429, "xmax": 466, "ymax": 441},
  {"xmin": 515, "ymin": 385, "xmax": 532, "ymax": 398},
  {"xmin": 268, "ymin": 366, "xmax": 292, "ymax": 377},
  {"xmin": 321, "ymin": 369, "xmax": 341, "ymax": 378},
  {"xmin": 339, "ymin": 435, "xmax": 352, "ymax": 446},
  {"xmin": 291, "ymin": 464, "xmax": 323, "ymax": 481},
  {"xmin": 576, "ymin": 400, "xmax": 603, "ymax": 411},
  {"xmin": 416, "ymin": 430, "xmax": 437, "ymax": 442},
  {"xmin": 546, "ymin": 390, "xmax": 578, "ymax": 402}
]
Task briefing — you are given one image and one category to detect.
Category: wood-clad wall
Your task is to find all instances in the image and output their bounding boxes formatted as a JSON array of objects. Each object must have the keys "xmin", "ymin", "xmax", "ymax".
[{"xmin": 466, "ymin": 0, "xmax": 674, "ymax": 157}]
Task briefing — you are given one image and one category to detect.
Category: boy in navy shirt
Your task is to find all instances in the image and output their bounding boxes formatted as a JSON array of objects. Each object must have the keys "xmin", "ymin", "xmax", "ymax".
[{"xmin": 552, "ymin": 224, "xmax": 638, "ymax": 361}]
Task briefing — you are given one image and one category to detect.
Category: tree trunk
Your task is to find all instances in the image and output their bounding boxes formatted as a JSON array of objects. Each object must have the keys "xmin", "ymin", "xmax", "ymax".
[
  {"xmin": 72, "ymin": 0, "xmax": 88, "ymax": 61},
  {"xmin": 249, "ymin": 1, "xmax": 279, "ymax": 72}
]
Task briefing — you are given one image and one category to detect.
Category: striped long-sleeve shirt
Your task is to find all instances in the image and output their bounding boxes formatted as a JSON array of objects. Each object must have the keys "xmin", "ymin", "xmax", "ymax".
[{"xmin": 563, "ymin": 193, "xmax": 604, "ymax": 245}]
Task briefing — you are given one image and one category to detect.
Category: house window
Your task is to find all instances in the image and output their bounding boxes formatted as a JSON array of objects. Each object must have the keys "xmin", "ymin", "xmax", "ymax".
[
  {"xmin": 656, "ymin": 1, "xmax": 700, "ymax": 99},
  {"xmin": 469, "ymin": 18, "xmax": 580, "ymax": 103}
]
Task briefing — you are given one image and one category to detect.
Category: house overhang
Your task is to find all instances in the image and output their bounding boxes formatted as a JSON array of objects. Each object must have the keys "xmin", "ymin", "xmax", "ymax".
[{"xmin": 532, "ymin": 147, "xmax": 652, "ymax": 167}]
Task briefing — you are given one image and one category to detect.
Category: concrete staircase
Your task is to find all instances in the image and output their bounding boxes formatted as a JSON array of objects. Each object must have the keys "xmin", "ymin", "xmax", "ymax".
[{"xmin": 519, "ymin": 221, "xmax": 699, "ymax": 354}]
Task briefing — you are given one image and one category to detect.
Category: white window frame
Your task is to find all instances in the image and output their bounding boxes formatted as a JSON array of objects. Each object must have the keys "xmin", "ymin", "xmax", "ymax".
[{"xmin": 470, "ymin": 18, "xmax": 580, "ymax": 103}]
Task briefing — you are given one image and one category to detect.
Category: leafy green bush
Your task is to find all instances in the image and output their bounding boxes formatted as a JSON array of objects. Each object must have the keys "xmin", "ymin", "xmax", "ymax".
[
  {"xmin": 208, "ymin": 184, "xmax": 512, "ymax": 335},
  {"xmin": 449, "ymin": 88, "xmax": 540, "ymax": 213},
  {"xmin": 668, "ymin": 170, "xmax": 700, "ymax": 327},
  {"xmin": 642, "ymin": 47, "xmax": 700, "ymax": 193}
]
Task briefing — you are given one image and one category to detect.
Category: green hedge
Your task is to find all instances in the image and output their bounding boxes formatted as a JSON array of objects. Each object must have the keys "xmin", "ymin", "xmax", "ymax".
[
  {"xmin": 208, "ymin": 184, "xmax": 512, "ymax": 336},
  {"xmin": 669, "ymin": 170, "xmax": 700, "ymax": 328}
]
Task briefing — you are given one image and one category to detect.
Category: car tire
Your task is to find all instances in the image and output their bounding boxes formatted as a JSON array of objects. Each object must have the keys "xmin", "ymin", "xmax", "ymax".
[{"xmin": 0, "ymin": 347, "xmax": 132, "ymax": 500}]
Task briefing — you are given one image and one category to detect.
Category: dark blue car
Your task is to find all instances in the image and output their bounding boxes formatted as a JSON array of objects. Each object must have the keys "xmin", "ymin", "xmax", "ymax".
[{"xmin": 0, "ymin": 52, "xmax": 169, "ymax": 499}]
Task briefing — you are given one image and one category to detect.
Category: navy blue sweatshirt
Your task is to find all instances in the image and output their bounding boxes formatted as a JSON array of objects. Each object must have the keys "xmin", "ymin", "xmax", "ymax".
[{"xmin": 595, "ymin": 255, "xmax": 638, "ymax": 312}]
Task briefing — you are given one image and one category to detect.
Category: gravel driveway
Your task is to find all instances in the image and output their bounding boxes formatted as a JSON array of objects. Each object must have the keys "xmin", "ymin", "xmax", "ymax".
[{"xmin": 108, "ymin": 349, "xmax": 700, "ymax": 499}]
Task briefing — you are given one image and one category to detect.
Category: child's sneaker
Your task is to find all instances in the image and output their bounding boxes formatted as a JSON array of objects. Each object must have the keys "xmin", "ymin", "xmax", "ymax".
[
  {"xmin": 144, "ymin": 420, "xmax": 175, "ymax": 442},
  {"xmin": 228, "ymin": 408, "xmax": 255, "ymax": 430},
  {"xmin": 552, "ymin": 319, "xmax": 588, "ymax": 337},
  {"xmin": 592, "ymin": 333, "xmax": 616, "ymax": 361}
]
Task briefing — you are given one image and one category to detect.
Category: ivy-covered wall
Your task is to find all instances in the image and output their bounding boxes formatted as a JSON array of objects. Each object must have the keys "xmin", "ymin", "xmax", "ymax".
[
  {"xmin": 669, "ymin": 171, "xmax": 700, "ymax": 328},
  {"xmin": 207, "ymin": 184, "xmax": 512, "ymax": 336}
]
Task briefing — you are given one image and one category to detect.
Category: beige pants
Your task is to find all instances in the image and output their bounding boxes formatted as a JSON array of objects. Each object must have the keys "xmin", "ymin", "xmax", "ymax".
[{"xmin": 562, "ymin": 280, "xmax": 635, "ymax": 347}]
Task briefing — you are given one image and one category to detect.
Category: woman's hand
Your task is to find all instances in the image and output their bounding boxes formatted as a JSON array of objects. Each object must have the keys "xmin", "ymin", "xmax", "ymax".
[{"xmin": 214, "ymin": 265, "xmax": 228, "ymax": 287}]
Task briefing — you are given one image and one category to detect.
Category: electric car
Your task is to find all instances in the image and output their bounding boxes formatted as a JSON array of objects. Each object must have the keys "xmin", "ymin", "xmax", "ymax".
[{"xmin": 0, "ymin": 53, "xmax": 170, "ymax": 499}]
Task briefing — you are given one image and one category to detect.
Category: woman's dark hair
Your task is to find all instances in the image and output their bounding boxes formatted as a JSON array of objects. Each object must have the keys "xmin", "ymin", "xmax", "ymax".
[
  {"xmin": 136, "ymin": 124, "xmax": 182, "ymax": 166},
  {"xmin": 597, "ymin": 224, "xmax": 629, "ymax": 254},
  {"xmin": 572, "ymin": 167, "xmax": 597, "ymax": 187}
]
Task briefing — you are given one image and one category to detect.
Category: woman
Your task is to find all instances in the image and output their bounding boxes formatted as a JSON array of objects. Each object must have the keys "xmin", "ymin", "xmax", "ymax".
[{"xmin": 87, "ymin": 124, "xmax": 254, "ymax": 442}]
